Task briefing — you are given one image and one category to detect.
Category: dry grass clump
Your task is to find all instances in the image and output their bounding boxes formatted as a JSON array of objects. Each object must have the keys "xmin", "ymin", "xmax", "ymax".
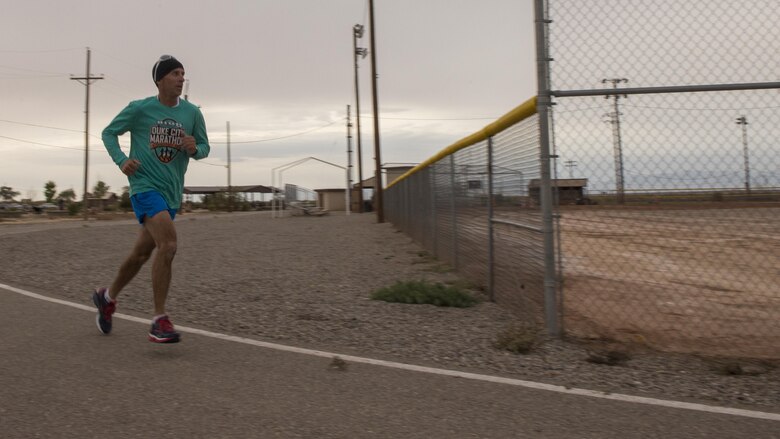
[
  {"xmin": 371, "ymin": 280, "xmax": 479, "ymax": 308},
  {"xmin": 493, "ymin": 324, "xmax": 540, "ymax": 354}
]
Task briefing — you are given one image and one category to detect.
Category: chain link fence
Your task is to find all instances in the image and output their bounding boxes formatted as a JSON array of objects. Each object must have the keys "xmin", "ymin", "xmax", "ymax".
[
  {"xmin": 385, "ymin": 0, "xmax": 779, "ymax": 359},
  {"xmin": 548, "ymin": 0, "xmax": 779, "ymax": 358},
  {"xmin": 385, "ymin": 101, "xmax": 547, "ymax": 327}
]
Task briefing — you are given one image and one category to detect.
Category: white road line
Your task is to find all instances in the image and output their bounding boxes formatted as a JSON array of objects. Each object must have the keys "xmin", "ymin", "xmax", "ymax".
[{"xmin": 2, "ymin": 282, "xmax": 778, "ymax": 422}]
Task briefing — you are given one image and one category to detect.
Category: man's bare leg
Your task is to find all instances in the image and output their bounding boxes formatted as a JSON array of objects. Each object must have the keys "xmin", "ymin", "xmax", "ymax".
[
  {"xmin": 93, "ymin": 219, "xmax": 157, "ymax": 335},
  {"xmin": 108, "ymin": 227, "xmax": 156, "ymax": 301},
  {"xmin": 139, "ymin": 210, "xmax": 178, "ymax": 316}
]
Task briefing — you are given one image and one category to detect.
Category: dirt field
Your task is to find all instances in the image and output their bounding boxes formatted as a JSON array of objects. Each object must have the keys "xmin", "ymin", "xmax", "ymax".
[
  {"xmin": 390, "ymin": 203, "xmax": 779, "ymax": 359},
  {"xmin": 559, "ymin": 205, "xmax": 780, "ymax": 359}
]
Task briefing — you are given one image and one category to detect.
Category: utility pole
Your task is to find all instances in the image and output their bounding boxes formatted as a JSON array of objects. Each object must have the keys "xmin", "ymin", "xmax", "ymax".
[
  {"xmin": 735, "ymin": 115, "xmax": 751, "ymax": 194},
  {"xmin": 70, "ymin": 47, "xmax": 104, "ymax": 220},
  {"xmin": 368, "ymin": 0, "xmax": 384, "ymax": 222},
  {"xmin": 564, "ymin": 160, "xmax": 577, "ymax": 179},
  {"xmin": 602, "ymin": 78, "xmax": 628, "ymax": 204},
  {"xmin": 227, "ymin": 121, "xmax": 232, "ymax": 212},
  {"xmin": 353, "ymin": 24, "xmax": 368, "ymax": 213},
  {"xmin": 346, "ymin": 105, "xmax": 353, "ymax": 215}
]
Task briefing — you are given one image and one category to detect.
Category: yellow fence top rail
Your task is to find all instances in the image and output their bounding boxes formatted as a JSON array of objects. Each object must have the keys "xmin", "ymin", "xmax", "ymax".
[{"xmin": 386, "ymin": 96, "xmax": 537, "ymax": 189}]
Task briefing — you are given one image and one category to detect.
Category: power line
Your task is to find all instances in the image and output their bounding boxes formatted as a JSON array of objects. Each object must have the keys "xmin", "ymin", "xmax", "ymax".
[
  {"xmin": 377, "ymin": 115, "xmax": 498, "ymax": 121},
  {"xmin": 0, "ymin": 119, "xmax": 85, "ymax": 133},
  {"xmin": 211, "ymin": 118, "xmax": 344, "ymax": 145},
  {"xmin": 0, "ymin": 47, "xmax": 82, "ymax": 54},
  {"xmin": 0, "ymin": 134, "xmax": 89, "ymax": 151},
  {"xmin": 89, "ymin": 48, "xmax": 148, "ymax": 73},
  {"xmin": 0, "ymin": 133, "xmax": 228, "ymax": 170},
  {"xmin": 94, "ymin": 78, "xmax": 148, "ymax": 100},
  {"xmin": 0, "ymin": 69, "xmax": 68, "ymax": 80},
  {"xmin": 191, "ymin": 158, "xmax": 228, "ymax": 167}
]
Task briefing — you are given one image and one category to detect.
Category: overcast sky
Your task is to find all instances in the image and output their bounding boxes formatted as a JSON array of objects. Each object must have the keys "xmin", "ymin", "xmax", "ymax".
[{"xmin": 0, "ymin": 0, "xmax": 537, "ymax": 200}]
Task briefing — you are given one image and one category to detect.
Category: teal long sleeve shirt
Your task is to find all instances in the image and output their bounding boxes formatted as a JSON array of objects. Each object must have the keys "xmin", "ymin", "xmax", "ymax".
[{"xmin": 102, "ymin": 96, "xmax": 210, "ymax": 209}]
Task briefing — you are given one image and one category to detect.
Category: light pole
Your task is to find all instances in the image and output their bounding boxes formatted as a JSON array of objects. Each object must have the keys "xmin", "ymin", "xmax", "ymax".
[
  {"xmin": 736, "ymin": 116, "xmax": 751, "ymax": 194},
  {"xmin": 602, "ymin": 78, "xmax": 628, "ymax": 204},
  {"xmin": 226, "ymin": 121, "xmax": 232, "ymax": 212},
  {"xmin": 368, "ymin": 0, "xmax": 384, "ymax": 222},
  {"xmin": 353, "ymin": 24, "xmax": 368, "ymax": 213},
  {"xmin": 564, "ymin": 160, "xmax": 577, "ymax": 179},
  {"xmin": 346, "ymin": 104, "xmax": 352, "ymax": 215}
]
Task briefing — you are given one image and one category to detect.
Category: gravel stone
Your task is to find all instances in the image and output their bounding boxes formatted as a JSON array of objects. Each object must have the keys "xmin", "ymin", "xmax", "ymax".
[{"xmin": 0, "ymin": 211, "xmax": 778, "ymax": 410}]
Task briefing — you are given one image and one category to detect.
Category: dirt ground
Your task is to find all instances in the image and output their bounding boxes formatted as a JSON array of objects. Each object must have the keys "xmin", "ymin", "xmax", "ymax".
[{"xmin": 559, "ymin": 205, "xmax": 780, "ymax": 359}]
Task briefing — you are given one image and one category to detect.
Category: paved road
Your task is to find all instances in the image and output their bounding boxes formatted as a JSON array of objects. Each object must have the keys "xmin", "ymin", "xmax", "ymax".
[{"xmin": 1, "ymin": 288, "xmax": 778, "ymax": 438}]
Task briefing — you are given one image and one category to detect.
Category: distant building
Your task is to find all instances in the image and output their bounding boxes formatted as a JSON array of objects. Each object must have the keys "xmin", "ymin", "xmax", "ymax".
[
  {"xmin": 385, "ymin": 166, "xmax": 415, "ymax": 186},
  {"xmin": 87, "ymin": 192, "xmax": 119, "ymax": 210},
  {"xmin": 315, "ymin": 188, "xmax": 347, "ymax": 211},
  {"xmin": 184, "ymin": 185, "xmax": 276, "ymax": 202},
  {"xmin": 356, "ymin": 165, "xmax": 415, "ymax": 190},
  {"xmin": 528, "ymin": 178, "xmax": 588, "ymax": 205}
]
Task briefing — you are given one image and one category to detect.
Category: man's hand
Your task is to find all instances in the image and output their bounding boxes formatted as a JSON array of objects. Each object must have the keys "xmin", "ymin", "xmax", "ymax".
[
  {"xmin": 121, "ymin": 159, "xmax": 141, "ymax": 176},
  {"xmin": 182, "ymin": 135, "xmax": 197, "ymax": 156}
]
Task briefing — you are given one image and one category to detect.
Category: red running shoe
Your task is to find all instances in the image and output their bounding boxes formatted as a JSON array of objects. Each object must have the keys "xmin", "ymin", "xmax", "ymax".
[
  {"xmin": 148, "ymin": 315, "xmax": 181, "ymax": 343},
  {"xmin": 92, "ymin": 288, "xmax": 116, "ymax": 335}
]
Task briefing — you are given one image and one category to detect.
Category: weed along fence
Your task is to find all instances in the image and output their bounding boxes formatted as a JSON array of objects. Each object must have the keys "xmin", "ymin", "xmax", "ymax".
[
  {"xmin": 385, "ymin": 0, "xmax": 780, "ymax": 359},
  {"xmin": 385, "ymin": 97, "xmax": 551, "ymax": 334}
]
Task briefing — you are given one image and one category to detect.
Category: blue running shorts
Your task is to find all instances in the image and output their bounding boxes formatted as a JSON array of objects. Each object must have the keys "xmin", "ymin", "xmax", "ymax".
[{"xmin": 130, "ymin": 191, "xmax": 177, "ymax": 224}]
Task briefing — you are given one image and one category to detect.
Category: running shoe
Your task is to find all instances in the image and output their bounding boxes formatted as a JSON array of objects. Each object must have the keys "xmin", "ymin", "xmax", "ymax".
[
  {"xmin": 148, "ymin": 315, "xmax": 181, "ymax": 343},
  {"xmin": 92, "ymin": 288, "xmax": 116, "ymax": 335}
]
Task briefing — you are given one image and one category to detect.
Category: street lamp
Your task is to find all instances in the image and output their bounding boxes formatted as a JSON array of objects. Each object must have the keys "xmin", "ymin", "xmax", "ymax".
[
  {"xmin": 353, "ymin": 24, "xmax": 368, "ymax": 213},
  {"xmin": 735, "ymin": 116, "xmax": 751, "ymax": 194}
]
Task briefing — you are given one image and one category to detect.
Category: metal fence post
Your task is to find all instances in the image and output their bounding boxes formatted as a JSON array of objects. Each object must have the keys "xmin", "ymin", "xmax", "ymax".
[
  {"xmin": 449, "ymin": 155, "xmax": 459, "ymax": 270},
  {"xmin": 535, "ymin": 0, "xmax": 560, "ymax": 336},
  {"xmin": 487, "ymin": 136, "xmax": 495, "ymax": 302},
  {"xmin": 431, "ymin": 166, "xmax": 438, "ymax": 259}
]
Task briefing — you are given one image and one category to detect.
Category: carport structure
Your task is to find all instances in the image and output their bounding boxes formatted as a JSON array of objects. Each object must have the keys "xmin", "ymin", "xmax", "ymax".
[{"xmin": 184, "ymin": 185, "xmax": 278, "ymax": 203}]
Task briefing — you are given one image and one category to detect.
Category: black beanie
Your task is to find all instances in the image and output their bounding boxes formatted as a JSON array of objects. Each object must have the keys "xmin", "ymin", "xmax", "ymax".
[{"xmin": 152, "ymin": 55, "xmax": 184, "ymax": 83}]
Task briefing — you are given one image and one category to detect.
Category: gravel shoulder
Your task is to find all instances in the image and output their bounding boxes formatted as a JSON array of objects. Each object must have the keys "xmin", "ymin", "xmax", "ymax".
[{"xmin": 0, "ymin": 211, "xmax": 777, "ymax": 410}]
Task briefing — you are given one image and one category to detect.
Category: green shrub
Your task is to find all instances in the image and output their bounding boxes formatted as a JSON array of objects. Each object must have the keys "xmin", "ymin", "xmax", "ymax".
[
  {"xmin": 493, "ymin": 324, "xmax": 539, "ymax": 354},
  {"xmin": 371, "ymin": 280, "xmax": 478, "ymax": 308},
  {"xmin": 67, "ymin": 202, "xmax": 82, "ymax": 216}
]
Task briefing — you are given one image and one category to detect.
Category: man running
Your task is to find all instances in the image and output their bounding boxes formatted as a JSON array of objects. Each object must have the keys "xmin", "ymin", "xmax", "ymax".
[{"xmin": 93, "ymin": 54, "xmax": 210, "ymax": 343}]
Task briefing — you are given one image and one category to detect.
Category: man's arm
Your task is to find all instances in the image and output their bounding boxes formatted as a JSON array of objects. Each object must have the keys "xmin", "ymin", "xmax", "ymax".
[
  {"xmin": 102, "ymin": 102, "xmax": 137, "ymax": 169},
  {"xmin": 189, "ymin": 108, "xmax": 210, "ymax": 160}
]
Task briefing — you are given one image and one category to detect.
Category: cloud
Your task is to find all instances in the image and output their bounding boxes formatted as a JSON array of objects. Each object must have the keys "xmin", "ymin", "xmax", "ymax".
[{"xmin": 0, "ymin": 0, "xmax": 536, "ymax": 200}]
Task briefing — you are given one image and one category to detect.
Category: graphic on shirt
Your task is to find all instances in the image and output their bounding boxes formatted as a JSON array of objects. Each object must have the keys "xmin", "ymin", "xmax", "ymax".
[{"xmin": 149, "ymin": 118, "xmax": 185, "ymax": 163}]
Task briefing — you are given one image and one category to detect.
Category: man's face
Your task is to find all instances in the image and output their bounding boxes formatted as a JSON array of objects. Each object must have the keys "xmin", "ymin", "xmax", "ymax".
[{"xmin": 157, "ymin": 67, "xmax": 185, "ymax": 96}]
